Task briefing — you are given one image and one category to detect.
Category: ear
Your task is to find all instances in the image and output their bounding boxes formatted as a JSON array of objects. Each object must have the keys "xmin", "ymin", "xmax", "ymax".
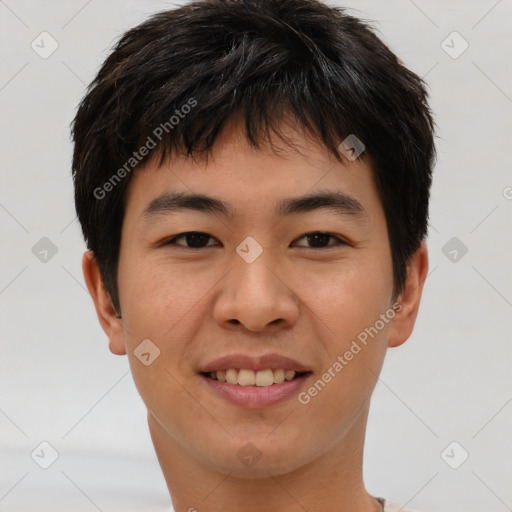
[
  {"xmin": 82, "ymin": 250, "xmax": 126, "ymax": 355},
  {"xmin": 387, "ymin": 241, "xmax": 429, "ymax": 348}
]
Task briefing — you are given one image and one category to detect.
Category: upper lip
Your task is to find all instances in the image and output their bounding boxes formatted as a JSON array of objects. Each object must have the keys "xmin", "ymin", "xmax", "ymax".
[{"xmin": 200, "ymin": 353, "xmax": 312, "ymax": 373}]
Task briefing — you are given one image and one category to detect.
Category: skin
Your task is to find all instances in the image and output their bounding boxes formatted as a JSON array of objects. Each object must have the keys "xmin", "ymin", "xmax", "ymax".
[{"xmin": 83, "ymin": 116, "xmax": 428, "ymax": 512}]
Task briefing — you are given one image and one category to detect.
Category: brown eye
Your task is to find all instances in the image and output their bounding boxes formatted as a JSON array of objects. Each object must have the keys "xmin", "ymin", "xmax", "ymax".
[
  {"xmin": 293, "ymin": 232, "xmax": 345, "ymax": 248},
  {"xmin": 163, "ymin": 232, "xmax": 217, "ymax": 248}
]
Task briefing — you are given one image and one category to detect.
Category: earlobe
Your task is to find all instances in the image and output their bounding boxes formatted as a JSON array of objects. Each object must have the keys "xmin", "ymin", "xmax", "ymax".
[
  {"xmin": 387, "ymin": 241, "xmax": 429, "ymax": 348},
  {"xmin": 82, "ymin": 250, "xmax": 126, "ymax": 355}
]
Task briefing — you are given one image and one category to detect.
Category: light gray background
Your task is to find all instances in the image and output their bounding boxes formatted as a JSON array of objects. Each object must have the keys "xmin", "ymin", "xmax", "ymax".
[{"xmin": 1, "ymin": 1, "xmax": 511, "ymax": 511}]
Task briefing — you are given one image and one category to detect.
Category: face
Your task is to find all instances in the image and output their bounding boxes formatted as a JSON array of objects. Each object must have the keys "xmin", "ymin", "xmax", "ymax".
[{"xmin": 85, "ymin": 117, "xmax": 426, "ymax": 479}]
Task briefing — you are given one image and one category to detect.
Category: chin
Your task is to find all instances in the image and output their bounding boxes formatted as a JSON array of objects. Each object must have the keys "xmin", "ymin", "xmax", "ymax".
[{"xmin": 200, "ymin": 438, "xmax": 310, "ymax": 479}]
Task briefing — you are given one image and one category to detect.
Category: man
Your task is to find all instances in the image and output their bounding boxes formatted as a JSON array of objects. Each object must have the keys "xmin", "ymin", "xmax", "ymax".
[{"xmin": 72, "ymin": 0, "xmax": 435, "ymax": 510}]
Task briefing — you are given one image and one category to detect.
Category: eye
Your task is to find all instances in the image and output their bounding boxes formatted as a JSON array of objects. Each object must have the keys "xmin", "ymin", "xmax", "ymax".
[
  {"xmin": 161, "ymin": 232, "xmax": 218, "ymax": 248},
  {"xmin": 293, "ymin": 232, "xmax": 346, "ymax": 248},
  {"xmin": 160, "ymin": 231, "xmax": 347, "ymax": 250}
]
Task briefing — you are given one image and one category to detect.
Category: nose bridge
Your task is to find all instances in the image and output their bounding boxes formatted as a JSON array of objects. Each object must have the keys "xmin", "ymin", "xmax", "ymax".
[
  {"xmin": 213, "ymin": 239, "xmax": 299, "ymax": 331},
  {"xmin": 232, "ymin": 239, "xmax": 283, "ymax": 303}
]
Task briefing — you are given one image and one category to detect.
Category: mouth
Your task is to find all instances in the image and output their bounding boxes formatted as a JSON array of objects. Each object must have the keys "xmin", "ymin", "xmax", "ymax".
[
  {"xmin": 200, "ymin": 368, "xmax": 310, "ymax": 387},
  {"xmin": 199, "ymin": 368, "xmax": 313, "ymax": 409}
]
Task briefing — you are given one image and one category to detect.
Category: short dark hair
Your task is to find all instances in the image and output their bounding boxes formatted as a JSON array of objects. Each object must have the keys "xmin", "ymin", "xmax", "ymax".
[{"xmin": 72, "ymin": 0, "xmax": 435, "ymax": 315}]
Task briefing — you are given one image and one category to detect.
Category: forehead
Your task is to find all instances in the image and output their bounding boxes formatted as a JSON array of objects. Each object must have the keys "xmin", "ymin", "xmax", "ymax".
[{"xmin": 122, "ymin": 115, "xmax": 381, "ymax": 223}]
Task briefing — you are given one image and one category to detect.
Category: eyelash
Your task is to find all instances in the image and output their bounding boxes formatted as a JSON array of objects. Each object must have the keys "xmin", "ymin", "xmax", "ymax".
[{"xmin": 160, "ymin": 231, "xmax": 348, "ymax": 249}]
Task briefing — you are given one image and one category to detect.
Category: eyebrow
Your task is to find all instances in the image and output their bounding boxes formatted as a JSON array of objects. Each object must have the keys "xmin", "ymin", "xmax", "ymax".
[{"xmin": 141, "ymin": 189, "xmax": 366, "ymax": 221}]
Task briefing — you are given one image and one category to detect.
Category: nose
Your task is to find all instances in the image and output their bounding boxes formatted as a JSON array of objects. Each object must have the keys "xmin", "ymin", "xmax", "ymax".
[{"xmin": 212, "ymin": 249, "xmax": 300, "ymax": 333}]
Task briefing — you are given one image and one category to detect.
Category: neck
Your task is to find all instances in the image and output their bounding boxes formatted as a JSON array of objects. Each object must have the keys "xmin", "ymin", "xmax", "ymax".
[{"xmin": 148, "ymin": 404, "xmax": 381, "ymax": 512}]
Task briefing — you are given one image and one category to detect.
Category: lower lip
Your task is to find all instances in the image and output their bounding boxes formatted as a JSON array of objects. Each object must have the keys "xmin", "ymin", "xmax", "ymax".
[{"xmin": 200, "ymin": 373, "xmax": 311, "ymax": 409}]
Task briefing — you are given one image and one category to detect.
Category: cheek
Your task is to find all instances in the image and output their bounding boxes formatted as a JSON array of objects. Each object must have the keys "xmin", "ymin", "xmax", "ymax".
[
  {"xmin": 117, "ymin": 256, "xmax": 200, "ymax": 337},
  {"xmin": 302, "ymin": 251, "xmax": 393, "ymax": 339},
  {"xmin": 117, "ymin": 257, "xmax": 225, "ymax": 389},
  {"xmin": 297, "ymin": 246, "xmax": 393, "ymax": 408},
  {"xmin": 116, "ymin": 258, "xmax": 206, "ymax": 422},
  {"xmin": 295, "ymin": 266, "xmax": 393, "ymax": 437}
]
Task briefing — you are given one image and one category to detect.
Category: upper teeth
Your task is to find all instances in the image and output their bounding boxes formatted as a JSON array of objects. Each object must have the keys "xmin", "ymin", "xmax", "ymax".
[{"xmin": 208, "ymin": 369, "xmax": 297, "ymax": 387}]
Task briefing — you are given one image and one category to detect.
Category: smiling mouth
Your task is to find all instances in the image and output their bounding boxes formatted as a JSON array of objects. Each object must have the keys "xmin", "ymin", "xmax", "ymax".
[{"xmin": 201, "ymin": 368, "xmax": 311, "ymax": 387}]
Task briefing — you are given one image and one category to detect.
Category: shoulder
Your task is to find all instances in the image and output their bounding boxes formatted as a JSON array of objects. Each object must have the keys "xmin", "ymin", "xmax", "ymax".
[{"xmin": 382, "ymin": 498, "xmax": 430, "ymax": 512}]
